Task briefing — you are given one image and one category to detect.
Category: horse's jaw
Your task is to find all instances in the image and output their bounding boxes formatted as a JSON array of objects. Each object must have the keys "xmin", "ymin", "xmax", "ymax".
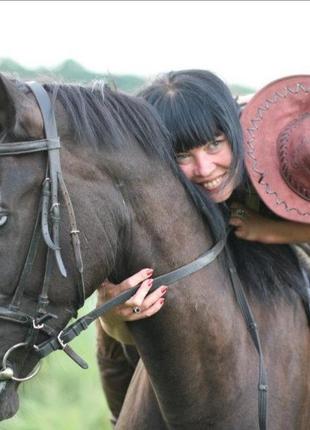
[{"xmin": 0, "ymin": 381, "xmax": 19, "ymax": 420}]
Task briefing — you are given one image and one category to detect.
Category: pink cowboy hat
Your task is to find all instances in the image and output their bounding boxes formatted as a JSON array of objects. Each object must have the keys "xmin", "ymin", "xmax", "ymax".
[{"xmin": 241, "ymin": 75, "xmax": 310, "ymax": 223}]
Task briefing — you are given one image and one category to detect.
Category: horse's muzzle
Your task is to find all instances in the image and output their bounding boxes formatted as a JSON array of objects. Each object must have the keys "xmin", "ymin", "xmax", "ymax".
[{"xmin": 0, "ymin": 380, "xmax": 19, "ymax": 421}]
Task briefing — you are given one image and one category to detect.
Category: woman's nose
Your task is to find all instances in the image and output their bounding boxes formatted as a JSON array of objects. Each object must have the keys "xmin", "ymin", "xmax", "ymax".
[{"xmin": 193, "ymin": 153, "xmax": 216, "ymax": 177}]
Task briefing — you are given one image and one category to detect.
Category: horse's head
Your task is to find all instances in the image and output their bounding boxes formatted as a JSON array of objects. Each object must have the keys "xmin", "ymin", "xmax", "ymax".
[
  {"xmin": 0, "ymin": 76, "xmax": 50, "ymax": 418},
  {"xmin": 0, "ymin": 75, "xmax": 117, "ymax": 419}
]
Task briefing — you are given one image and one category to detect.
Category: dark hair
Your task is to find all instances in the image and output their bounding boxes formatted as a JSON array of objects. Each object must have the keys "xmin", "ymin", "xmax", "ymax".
[{"xmin": 138, "ymin": 69, "xmax": 244, "ymax": 189}]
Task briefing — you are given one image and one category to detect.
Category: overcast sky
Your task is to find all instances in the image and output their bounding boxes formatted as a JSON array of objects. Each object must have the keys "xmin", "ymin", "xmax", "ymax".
[{"xmin": 1, "ymin": 1, "xmax": 309, "ymax": 90}]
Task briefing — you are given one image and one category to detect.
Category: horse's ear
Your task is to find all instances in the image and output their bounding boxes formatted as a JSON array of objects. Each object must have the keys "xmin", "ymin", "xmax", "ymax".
[{"xmin": 0, "ymin": 74, "xmax": 44, "ymax": 138}]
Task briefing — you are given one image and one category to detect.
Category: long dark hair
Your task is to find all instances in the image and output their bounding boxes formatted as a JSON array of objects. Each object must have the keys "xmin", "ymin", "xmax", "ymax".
[{"xmin": 138, "ymin": 69, "xmax": 244, "ymax": 190}]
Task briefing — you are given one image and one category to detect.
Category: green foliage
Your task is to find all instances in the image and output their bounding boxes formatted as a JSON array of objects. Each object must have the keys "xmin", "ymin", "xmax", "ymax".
[
  {"xmin": 0, "ymin": 298, "xmax": 113, "ymax": 430},
  {"xmin": 0, "ymin": 58, "xmax": 145, "ymax": 93},
  {"xmin": 0, "ymin": 58, "xmax": 254, "ymax": 95},
  {"xmin": 230, "ymin": 83, "xmax": 255, "ymax": 96}
]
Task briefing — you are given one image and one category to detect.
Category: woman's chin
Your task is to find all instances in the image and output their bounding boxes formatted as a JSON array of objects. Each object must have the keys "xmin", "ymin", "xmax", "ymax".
[{"xmin": 198, "ymin": 184, "xmax": 227, "ymax": 203}]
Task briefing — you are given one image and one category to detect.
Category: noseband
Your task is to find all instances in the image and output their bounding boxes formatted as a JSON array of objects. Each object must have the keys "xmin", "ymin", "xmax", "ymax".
[{"xmin": 0, "ymin": 82, "xmax": 268, "ymax": 430}]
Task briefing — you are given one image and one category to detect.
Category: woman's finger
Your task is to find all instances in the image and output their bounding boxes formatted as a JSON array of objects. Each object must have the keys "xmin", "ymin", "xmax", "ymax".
[
  {"xmin": 125, "ymin": 278, "xmax": 154, "ymax": 308},
  {"xmin": 124, "ymin": 296, "xmax": 166, "ymax": 321},
  {"xmin": 119, "ymin": 268, "xmax": 154, "ymax": 292},
  {"xmin": 229, "ymin": 217, "xmax": 244, "ymax": 227},
  {"xmin": 142, "ymin": 286, "xmax": 168, "ymax": 309}
]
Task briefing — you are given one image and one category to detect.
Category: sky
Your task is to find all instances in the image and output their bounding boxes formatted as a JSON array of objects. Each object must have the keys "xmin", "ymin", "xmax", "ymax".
[{"xmin": 1, "ymin": 1, "xmax": 309, "ymax": 91}]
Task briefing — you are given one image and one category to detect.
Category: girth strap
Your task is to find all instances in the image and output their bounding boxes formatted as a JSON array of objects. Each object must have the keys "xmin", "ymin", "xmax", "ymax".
[{"xmin": 35, "ymin": 234, "xmax": 227, "ymax": 358}]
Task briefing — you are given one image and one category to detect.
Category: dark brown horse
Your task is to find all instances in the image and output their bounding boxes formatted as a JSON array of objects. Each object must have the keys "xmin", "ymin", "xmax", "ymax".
[{"xmin": 0, "ymin": 74, "xmax": 309, "ymax": 429}]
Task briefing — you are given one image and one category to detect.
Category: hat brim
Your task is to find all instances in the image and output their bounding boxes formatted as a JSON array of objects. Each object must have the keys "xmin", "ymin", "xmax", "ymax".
[{"xmin": 241, "ymin": 75, "xmax": 310, "ymax": 223}]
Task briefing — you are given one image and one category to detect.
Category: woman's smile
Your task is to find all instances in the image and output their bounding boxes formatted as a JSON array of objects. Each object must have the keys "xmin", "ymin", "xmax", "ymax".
[{"xmin": 200, "ymin": 173, "xmax": 227, "ymax": 190}]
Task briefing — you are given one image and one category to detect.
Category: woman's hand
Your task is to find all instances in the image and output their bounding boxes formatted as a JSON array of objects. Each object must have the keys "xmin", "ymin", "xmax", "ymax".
[
  {"xmin": 229, "ymin": 202, "xmax": 310, "ymax": 244},
  {"xmin": 97, "ymin": 268, "xmax": 167, "ymax": 344},
  {"xmin": 229, "ymin": 202, "xmax": 275, "ymax": 243}
]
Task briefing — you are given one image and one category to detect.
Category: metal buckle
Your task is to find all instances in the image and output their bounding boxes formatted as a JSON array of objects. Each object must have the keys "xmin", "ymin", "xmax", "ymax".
[
  {"xmin": 57, "ymin": 330, "xmax": 67, "ymax": 349},
  {"xmin": 33, "ymin": 320, "xmax": 44, "ymax": 330},
  {"xmin": 70, "ymin": 229, "xmax": 80, "ymax": 235}
]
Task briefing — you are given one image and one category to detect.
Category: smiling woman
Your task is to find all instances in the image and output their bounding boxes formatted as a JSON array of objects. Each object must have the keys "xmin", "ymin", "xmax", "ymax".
[
  {"xmin": 139, "ymin": 69, "xmax": 244, "ymax": 204},
  {"xmin": 175, "ymin": 134, "xmax": 234, "ymax": 203}
]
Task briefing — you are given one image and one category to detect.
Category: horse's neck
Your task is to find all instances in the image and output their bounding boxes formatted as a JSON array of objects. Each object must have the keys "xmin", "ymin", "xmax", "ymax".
[
  {"xmin": 114, "ymin": 159, "xmax": 252, "ymax": 421},
  {"xmin": 65, "ymin": 144, "xmax": 250, "ymax": 423},
  {"xmin": 122, "ymin": 164, "xmax": 213, "ymax": 274}
]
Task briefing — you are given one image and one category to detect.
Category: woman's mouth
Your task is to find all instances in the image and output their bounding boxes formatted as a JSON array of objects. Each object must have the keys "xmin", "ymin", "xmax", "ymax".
[{"xmin": 201, "ymin": 174, "xmax": 226, "ymax": 191}]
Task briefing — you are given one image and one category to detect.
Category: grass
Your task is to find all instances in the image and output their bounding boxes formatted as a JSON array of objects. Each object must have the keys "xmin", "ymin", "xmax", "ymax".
[{"xmin": 0, "ymin": 296, "xmax": 113, "ymax": 430}]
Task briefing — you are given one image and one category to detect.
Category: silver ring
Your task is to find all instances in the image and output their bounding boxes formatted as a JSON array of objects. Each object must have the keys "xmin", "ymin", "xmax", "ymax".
[
  {"xmin": 232, "ymin": 208, "xmax": 247, "ymax": 219},
  {"xmin": 132, "ymin": 306, "xmax": 141, "ymax": 314}
]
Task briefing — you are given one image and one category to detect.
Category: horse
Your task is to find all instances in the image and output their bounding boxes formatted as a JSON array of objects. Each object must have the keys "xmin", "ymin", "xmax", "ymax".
[{"xmin": 0, "ymin": 74, "xmax": 309, "ymax": 430}]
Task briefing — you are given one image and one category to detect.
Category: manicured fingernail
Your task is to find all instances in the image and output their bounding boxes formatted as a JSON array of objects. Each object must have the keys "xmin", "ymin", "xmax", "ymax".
[
  {"xmin": 160, "ymin": 298, "xmax": 165, "ymax": 305},
  {"xmin": 146, "ymin": 269, "xmax": 154, "ymax": 276},
  {"xmin": 147, "ymin": 279, "xmax": 153, "ymax": 287},
  {"xmin": 161, "ymin": 287, "xmax": 167, "ymax": 295}
]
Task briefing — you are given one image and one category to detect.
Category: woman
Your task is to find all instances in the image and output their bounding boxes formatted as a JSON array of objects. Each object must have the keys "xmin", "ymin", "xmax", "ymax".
[{"xmin": 97, "ymin": 70, "xmax": 310, "ymax": 421}]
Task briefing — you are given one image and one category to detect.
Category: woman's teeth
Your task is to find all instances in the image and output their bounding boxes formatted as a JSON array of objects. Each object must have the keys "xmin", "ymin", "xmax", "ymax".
[{"xmin": 203, "ymin": 175, "xmax": 224, "ymax": 190}]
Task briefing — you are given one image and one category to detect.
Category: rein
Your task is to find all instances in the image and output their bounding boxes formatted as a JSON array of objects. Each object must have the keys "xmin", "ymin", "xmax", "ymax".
[{"xmin": 0, "ymin": 82, "xmax": 268, "ymax": 430}]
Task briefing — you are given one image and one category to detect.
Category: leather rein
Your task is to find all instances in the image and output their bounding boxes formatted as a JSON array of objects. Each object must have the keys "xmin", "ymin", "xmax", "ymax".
[{"xmin": 0, "ymin": 82, "xmax": 268, "ymax": 430}]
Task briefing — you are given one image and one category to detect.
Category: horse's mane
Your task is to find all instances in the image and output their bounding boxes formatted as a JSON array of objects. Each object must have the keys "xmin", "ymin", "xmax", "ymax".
[
  {"xmin": 45, "ymin": 81, "xmax": 225, "ymax": 242},
  {"xmin": 43, "ymin": 80, "xmax": 307, "ymax": 305}
]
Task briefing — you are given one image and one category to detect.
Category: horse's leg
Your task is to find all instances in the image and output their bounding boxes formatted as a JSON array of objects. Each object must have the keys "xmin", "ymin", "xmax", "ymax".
[
  {"xmin": 116, "ymin": 359, "xmax": 167, "ymax": 430},
  {"xmin": 96, "ymin": 322, "xmax": 140, "ymax": 422}
]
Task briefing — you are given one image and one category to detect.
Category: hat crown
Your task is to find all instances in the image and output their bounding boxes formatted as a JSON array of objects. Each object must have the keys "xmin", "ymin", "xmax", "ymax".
[
  {"xmin": 277, "ymin": 112, "xmax": 310, "ymax": 201},
  {"xmin": 242, "ymin": 75, "xmax": 310, "ymax": 222}
]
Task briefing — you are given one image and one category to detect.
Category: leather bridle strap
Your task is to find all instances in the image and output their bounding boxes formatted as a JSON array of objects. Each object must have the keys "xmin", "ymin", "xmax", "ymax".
[
  {"xmin": 35, "ymin": 234, "xmax": 227, "ymax": 357},
  {"xmin": 0, "ymin": 139, "xmax": 60, "ymax": 155},
  {"xmin": 26, "ymin": 82, "xmax": 85, "ymax": 307},
  {"xmin": 225, "ymin": 248, "xmax": 268, "ymax": 430}
]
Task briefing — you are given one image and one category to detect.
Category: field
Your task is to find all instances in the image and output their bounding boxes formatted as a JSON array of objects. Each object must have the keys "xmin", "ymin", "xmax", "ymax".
[{"xmin": 0, "ymin": 296, "xmax": 113, "ymax": 430}]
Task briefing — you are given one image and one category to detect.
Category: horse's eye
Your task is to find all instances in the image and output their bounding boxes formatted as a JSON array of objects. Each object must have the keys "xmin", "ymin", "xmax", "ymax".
[{"xmin": 0, "ymin": 214, "xmax": 8, "ymax": 226}]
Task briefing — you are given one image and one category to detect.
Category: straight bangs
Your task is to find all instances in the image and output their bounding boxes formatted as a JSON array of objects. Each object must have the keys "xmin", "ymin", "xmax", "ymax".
[
  {"xmin": 139, "ymin": 70, "xmax": 245, "ymax": 190},
  {"xmin": 165, "ymin": 84, "xmax": 245, "ymax": 191},
  {"xmin": 164, "ymin": 94, "xmax": 219, "ymax": 153}
]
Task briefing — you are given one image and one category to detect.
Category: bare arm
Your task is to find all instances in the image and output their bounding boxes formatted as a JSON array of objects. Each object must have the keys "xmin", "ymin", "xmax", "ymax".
[
  {"xmin": 97, "ymin": 269, "xmax": 167, "ymax": 345},
  {"xmin": 229, "ymin": 203, "xmax": 310, "ymax": 244}
]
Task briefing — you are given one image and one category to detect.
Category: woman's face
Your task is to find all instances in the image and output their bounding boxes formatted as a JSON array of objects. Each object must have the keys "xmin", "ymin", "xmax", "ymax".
[{"xmin": 176, "ymin": 134, "xmax": 234, "ymax": 203}]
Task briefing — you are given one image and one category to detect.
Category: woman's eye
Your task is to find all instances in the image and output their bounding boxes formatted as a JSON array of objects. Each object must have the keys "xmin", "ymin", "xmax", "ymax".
[
  {"xmin": 207, "ymin": 136, "xmax": 225, "ymax": 152},
  {"xmin": 0, "ymin": 214, "xmax": 8, "ymax": 226},
  {"xmin": 176, "ymin": 153, "xmax": 191, "ymax": 163}
]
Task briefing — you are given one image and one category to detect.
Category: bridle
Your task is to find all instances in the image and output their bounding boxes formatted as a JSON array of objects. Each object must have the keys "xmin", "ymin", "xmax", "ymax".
[
  {"xmin": 0, "ymin": 81, "xmax": 87, "ymax": 378},
  {"xmin": 0, "ymin": 82, "xmax": 268, "ymax": 430}
]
